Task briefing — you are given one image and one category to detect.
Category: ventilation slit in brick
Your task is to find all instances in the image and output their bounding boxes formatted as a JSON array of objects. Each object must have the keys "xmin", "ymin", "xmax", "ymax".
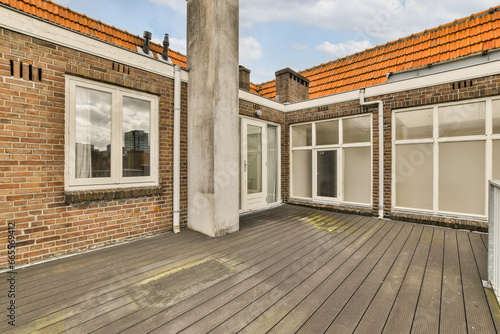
[
  {"xmin": 38, "ymin": 68, "xmax": 42, "ymax": 82},
  {"xmin": 28, "ymin": 64, "xmax": 33, "ymax": 81},
  {"xmin": 19, "ymin": 62, "xmax": 23, "ymax": 78},
  {"xmin": 10, "ymin": 60, "xmax": 14, "ymax": 76}
]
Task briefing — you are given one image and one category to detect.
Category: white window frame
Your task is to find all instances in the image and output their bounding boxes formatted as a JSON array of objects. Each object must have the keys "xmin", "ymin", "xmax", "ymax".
[
  {"xmin": 290, "ymin": 114, "xmax": 373, "ymax": 207},
  {"xmin": 65, "ymin": 76, "xmax": 159, "ymax": 191},
  {"xmin": 392, "ymin": 96, "xmax": 500, "ymax": 220}
]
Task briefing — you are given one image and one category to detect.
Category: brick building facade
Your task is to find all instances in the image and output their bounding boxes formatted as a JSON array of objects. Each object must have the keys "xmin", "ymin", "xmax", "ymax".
[{"xmin": 1, "ymin": 1, "xmax": 500, "ymax": 268}]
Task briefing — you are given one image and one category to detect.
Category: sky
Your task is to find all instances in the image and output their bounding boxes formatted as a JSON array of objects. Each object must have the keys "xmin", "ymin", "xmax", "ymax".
[{"xmin": 53, "ymin": 0, "xmax": 499, "ymax": 84}]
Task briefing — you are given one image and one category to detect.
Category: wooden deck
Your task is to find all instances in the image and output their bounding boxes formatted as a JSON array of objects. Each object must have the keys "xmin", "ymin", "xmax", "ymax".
[{"xmin": 1, "ymin": 204, "xmax": 499, "ymax": 333}]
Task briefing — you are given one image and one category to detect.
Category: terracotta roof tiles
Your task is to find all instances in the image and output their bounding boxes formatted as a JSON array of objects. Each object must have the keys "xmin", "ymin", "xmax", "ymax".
[
  {"xmin": 0, "ymin": 0, "xmax": 187, "ymax": 68},
  {"xmin": 251, "ymin": 5, "xmax": 500, "ymax": 100}
]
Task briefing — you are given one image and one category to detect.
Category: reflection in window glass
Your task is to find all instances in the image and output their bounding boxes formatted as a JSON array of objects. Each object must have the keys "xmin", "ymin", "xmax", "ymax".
[
  {"xmin": 438, "ymin": 102, "xmax": 485, "ymax": 137},
  {"xmin": 292, "ymin": 150, "xmax": 312, "ymax": 198},
  {"xmin": 292, "ymin": 124, "xmax": 312, "ymax": 147},
  {"xmin": 317, "ymin": 150, "xmax": 337, "ymax": 198},
  {"xmin": 344, "ymin": 147, "xmax": 371, "ymax": 204},
  {"xmin": 493, "ymin": 100, "xmax": 500, "ymax": 134},
  {"xmin": 439, "ymin": 141, "xmax": 485, "ymax": 216},
  {"xmin": 267, "ymin": 125, "xmax": 279, "ymax": 203},
  {"xmin": 316, "ymin": 120, "xmax": 339, "ymax": 145},
  {"xmin": 75, "ymin": 86, "xmax": 112, "ymax": 178},
  {"xmin": 395, "ymin": 109, "xmax": 433, "ymax": 140},
  {"xmin": 123, "ymin": 96, "xmax": 151, "ymax": 177},
  {"xmin": 343, "ymin": 116, "xmax": 371, "ymax": 143},
  {"xmin": 395, "ymin": 144, "xmax": 433, "ymax": 210}
]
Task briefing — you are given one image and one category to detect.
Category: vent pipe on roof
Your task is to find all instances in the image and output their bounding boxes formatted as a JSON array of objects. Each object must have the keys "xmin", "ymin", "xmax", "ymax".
[
  {"xmin": 143, "ymin": 31, "xmax": 152, "ymax": 55},
  {"xmin": 162, "ymin": 34, "xmax": 170, "ymax": 61}
]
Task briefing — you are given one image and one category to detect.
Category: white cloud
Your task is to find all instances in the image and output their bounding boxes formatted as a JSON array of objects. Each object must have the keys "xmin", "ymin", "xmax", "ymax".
[
  {"xmin": 151, "ymin": 36, "xmax": 186, "ymax": 54},
  {"xmin": 170, "ymin": 37, "xmax": 186, "ymax": 54},
  {"xmin": 149, "ymin": 0, "xmax": 185, "ymax": 13},
  {"xmin": 241, "ymin": 0, "xmax": 498, "ymax": 42},
  {"xmin": 291, "ymin": 42, "xmax": 308, "ymax": 51},
  {"xmin": 316, "ymin": 40, "xmax": 373, "ymax": 59},
  {"xmin": 252, "ymin": 69, "xmax": 276, "ymax": 84},
  {"xmin": 239, "ymin": 36, "xmax": 263, "ymax": 64}
]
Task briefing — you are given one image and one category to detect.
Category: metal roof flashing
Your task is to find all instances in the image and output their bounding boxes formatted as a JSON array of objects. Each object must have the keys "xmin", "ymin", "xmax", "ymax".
[{"xmin": 387, "ymin": 48, "xmax": 500, "ymax": 83}]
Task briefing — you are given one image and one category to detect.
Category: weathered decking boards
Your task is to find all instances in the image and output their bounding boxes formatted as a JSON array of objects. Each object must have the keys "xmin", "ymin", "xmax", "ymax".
[{"xmin": 1, "ymin": 205, "xmax": 499, "ymax": 333}]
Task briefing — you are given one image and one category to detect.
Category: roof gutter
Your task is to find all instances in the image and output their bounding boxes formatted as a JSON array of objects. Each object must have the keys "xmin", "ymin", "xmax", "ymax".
[{"xmin": 360, "ymin": 89, "xmax": 384, "ymax": 219}]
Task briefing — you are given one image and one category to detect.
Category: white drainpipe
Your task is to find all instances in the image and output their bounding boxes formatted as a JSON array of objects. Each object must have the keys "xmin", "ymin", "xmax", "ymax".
[
  {"xmin": 360, "ymin": 88, "xmax": 384, "ymax": 219},
  {"xmin": 173, "ymin": 65, "xmax": 181, "ymax": 233}
]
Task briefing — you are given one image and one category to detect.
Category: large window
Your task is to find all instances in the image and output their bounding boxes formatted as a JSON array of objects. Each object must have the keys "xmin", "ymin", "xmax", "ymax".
[
  {"xmin": 393, "ymin": 98, "xmax": 500, "ymax": 218},
  {"xmin": 290, "ymin": 115, "xmax": 372, "ymax": 206},
  {"xmin": 65, "ymin": 76, "xmax": 158, "ymax": 190}
]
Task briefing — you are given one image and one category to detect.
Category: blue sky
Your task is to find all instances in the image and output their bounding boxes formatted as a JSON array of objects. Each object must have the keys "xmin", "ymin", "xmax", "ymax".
[{"xmin": 53, "ymin": 0, "xmax": 499, "ymax": 84}]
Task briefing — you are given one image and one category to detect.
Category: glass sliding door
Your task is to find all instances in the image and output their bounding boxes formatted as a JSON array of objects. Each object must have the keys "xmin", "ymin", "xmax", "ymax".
[{"xmin": 240, "ymin": 118, "xmax": 281, "ymax": 211}]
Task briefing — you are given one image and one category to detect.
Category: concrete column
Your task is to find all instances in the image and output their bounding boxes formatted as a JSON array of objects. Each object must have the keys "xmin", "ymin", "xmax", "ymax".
[{"xmin": 187, "ymin": 0, "xmax": 240, "ymax": 237}]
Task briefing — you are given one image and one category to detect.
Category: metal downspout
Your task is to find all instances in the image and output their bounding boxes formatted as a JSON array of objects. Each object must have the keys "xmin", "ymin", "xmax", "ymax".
[
  {"xmin": 360, "ymin": 88, "xmax": 384, "ymax": 219},
  {"xmin": 173, "ymin": 65, "xmax": 181, "ymax": 232}
]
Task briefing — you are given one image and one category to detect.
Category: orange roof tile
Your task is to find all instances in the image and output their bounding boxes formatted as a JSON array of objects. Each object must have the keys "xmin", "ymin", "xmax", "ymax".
[
  {"xmin": 252, "ymin": 5, "xmax": 500, "ymax": 100},
  {"xmin": 0, "ymin": 0, "xmax": 187, "ymax": 68}
]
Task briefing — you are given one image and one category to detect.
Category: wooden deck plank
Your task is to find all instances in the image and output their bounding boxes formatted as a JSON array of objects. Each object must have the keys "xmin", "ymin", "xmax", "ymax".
[
  {"xmin": 236, "ymin": 218, "xmax": 386, "ymax": 334},
  {"xmin": 381, "ymin": 226, "xmax": 434, "ymax": 334},
  {"xmin": 15, "ymin": 206, "xmax": 308, "ymax": 308},
  {"xmin": 411, "ymin": 227, "xmax": 444, "ymax": 334},
  {"xmin": 469, "ymin": 232, "xmax": 489, "ymax": 282},
  {"xmin": 64, "ymin": 211, "xmax": 355, "ymax": 333},
  {"xmin": 142, "ymin": 216, "xmax": 376, "ymax": 333},
  {"xmin": 6, "ymin": 207, "xmax": 328, "ymax": 333},
  {"xmin": 457, "ymin": 231, "xmax": 497, "ymax": 333},
  {"xmin": 352, "ymin": 225, "xmax": 424, "ymax": 334},
  {"xmin": 323, "ymin": 223, "xmax": 414, "ymax": 334},
  {"xmin": 0, "ymin": 205, "xmax": 497, "ymax": 334},
  {"xmin": 64, "ymin": 209, "xmax": 360, "ymax": 332},
  {"xmin": 440, "ymin": 229, "xmax": 467, "ymax": 334},
  {"xmin": 178, "ymin": 220, "xmax": 395, "ymax": 334},
  {"xmin": 295, "ymin": 221, "xmax": 404, "ymax": 333}
]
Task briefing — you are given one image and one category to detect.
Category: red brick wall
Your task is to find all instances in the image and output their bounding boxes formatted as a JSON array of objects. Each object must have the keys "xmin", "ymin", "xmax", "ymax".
[
  {"xmin": 0, "ymin": 27, "xmax": 188, "ymax": 268},
  {"xmin": 283, "ymin": 74, "xmax": 500, "ymax": 231}
]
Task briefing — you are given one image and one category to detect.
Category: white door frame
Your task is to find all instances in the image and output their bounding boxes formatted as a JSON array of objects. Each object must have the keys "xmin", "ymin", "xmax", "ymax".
[{"xmin": 240, "ymin": 117, "xmax": 282, "ymax": 212}]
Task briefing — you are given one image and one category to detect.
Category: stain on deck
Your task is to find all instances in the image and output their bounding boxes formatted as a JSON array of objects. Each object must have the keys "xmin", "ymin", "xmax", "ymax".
[{"xmin": 0, "ymin": 205, "xmax": 499, "ymax": 333}]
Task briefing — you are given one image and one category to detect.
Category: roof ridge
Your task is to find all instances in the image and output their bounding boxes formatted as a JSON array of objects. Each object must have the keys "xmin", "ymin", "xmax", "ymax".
[
  {"xmin": 296, "ymin": 5, "xmax": 500, "ymax": 77},
  {"xmin": 2, "ymin": 0, "xmax": 186, "ymax": 63}
]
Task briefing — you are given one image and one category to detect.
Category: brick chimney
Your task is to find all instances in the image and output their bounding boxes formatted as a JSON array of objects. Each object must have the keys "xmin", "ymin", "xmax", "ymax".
[
  {"xmin": 239, "ymin": 66, "xmax": 251, "ymax": 91},
  {"xmin": 275, "ymin": 68, "xmax": 309, "ymax": 103}
]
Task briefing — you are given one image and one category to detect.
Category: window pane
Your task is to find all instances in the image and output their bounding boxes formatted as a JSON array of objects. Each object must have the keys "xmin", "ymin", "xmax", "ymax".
[
  {"xmin": 493, "ymin": 140, "xmax": 500, "ymax": 180},
  {"xmin": 123, "ymin": 96, "xmax": 151, "ymax": 177},
  {"xmin": 344, "ymin": 147, "xmax": 371, "ymax": 204},
  {"xmin": 438, "ymin": 102, "xmax": 485, "ymax": 137},
  {"xmin": 439, "ymin": 141, "xmax": 485, "ymax": 216},
  {"xmin": 292, "ymin": 124, "xmax": 312, "ymax": 147},
  {"xmin": 317, "ymin": 150, "xmax": 337, "ymax": 198},
  {"xmin": 316, "ymin": 120, "xmax": 339, "ymax": 145},
  {"xmin": 493, "ymin": 100, "xmax": 500, "ymax": 134},
  {"xmin": 75, "ymin": 86, "xmax": 111, "ymax": 178},
  {"xmin": 267, "ymin": 125, "xmax": 279, "ymax": 203},
  {"xmin": 247, "ymin": 125, "xmax": 262, "ymax": 194},
  {"xmin": 395, "ymin": 144, "xmax": 433, "ymax": 210},
  {"xmin": 395, "ymin": 109, "xmax": 433, "ymax": 140},
  {"xmin": 343, "ymin": 116, "xmax": 371, "ymax": 143},
  {"xmin": 292, "ymin": 150, "xmax": 312, "ymax": 198}
]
